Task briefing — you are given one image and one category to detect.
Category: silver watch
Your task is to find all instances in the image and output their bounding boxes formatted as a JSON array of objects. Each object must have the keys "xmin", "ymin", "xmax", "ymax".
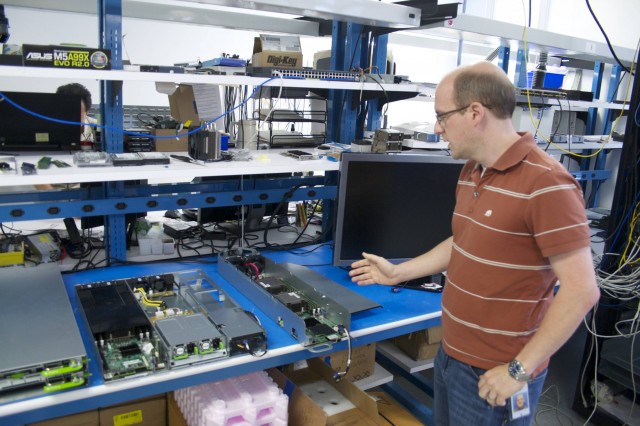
[{"xmin": 508, "ymin": 359, "xmax": 531, "ymax": 382}]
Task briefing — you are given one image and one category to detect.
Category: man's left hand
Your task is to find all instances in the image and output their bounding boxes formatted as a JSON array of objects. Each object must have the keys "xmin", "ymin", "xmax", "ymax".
[{"xmin": 478, "ymin": 364, "xmax": 525, "ymax": 407}]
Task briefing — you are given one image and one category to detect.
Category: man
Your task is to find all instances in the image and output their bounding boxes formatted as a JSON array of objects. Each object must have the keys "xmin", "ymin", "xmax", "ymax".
[
  {"xmin": 34, "ymin": 83, "xmax": 97, "ymax": 191},
  {"xmin": 56, "ymin": 82, "xmax": 97, "ymax": 149},
  {"xmin": 349, "ymin": 61, "xmax": 599, "ymax": 425}
]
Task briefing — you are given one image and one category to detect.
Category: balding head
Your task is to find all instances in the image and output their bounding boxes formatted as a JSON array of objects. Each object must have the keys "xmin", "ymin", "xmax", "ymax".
[{"xmin": 441, "ymin": 61, "xmax": 516, "ymax": 119}]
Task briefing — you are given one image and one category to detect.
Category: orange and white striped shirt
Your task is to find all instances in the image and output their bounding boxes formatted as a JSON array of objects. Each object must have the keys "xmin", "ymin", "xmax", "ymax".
[{"xmin": 442, "ymin": 132, "xmax": 590, "ymax": 376}]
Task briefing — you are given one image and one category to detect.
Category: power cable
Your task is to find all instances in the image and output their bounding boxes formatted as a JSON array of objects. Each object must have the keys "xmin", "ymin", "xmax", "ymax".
[{"xmin": 585, "ymin": 0, "xmax": 633, "ymax": 75}]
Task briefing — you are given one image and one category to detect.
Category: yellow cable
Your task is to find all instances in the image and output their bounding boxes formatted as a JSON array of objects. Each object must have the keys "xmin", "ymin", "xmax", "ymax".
[
  {"xmin": 135, "ymin": 287, "xmax": 163, "ymax": 307},
  {"xmin": 620, "ymin": 202, "xmax": 640, "ymax": 266},
  {"xmin": 520, "ymin": 11, "xmax": 638, "ymax": 158}
]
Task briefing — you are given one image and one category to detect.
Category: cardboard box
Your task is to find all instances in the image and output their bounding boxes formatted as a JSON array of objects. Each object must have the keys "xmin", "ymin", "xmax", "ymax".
[
  {"xmin": 392, "ymin": 326, "xmax": 442, "ymax": 361},
  {"xmin": 368, "ymin": 391, "xmax": 423, "ymax": 426},
  {"xmin": 252, "ymin": 34, "xmax": 302, "ymax": 68},
  {"xmin": 28, "ymin": 410, "xmax": 99, "ymax": 426},
  {"xmin": 22, "ymin": 44, "xmax": 111, "ymax": 70},
  {"xmin": 167, "ymin": 393, "xmax": 187, "ymax": 426},
  {"xmin": 321, "ymin": 343, "xmax": 376, "ymax": 383},
  {"xmin": 270, "ymin": 358, "xmax": 380, "ymax": 426},
  {"xmin": 168, "ymin": 85, "xmax": 200, "ymax": 125},
  {"xmin": 153, "ymin": 128, "xmax": 187, "ymax": 152},
  {"xmin": 99, "ymin": 394, "xmax": 166, "ymax": 426}
]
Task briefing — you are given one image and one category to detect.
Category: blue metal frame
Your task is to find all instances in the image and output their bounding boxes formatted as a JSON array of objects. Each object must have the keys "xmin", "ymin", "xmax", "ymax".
[
  {"xmin": 514, "ymin": 48, "xmax": 528, "ymax": 88},
  {"xmin": 380, "ymin": 381, "xmax": 434, "ymax": 425},
  {"xmin": 571, "ymin": 169, "xmax": 612, "ymax": 182},
  {"xmin": 328, "ymin": 21, "xmax": 362, "ymax": 144},
  {"xmin": 586, "ymin": 62, "xmax": 604, "ymax": 135},
  {"xmin": 601, "ymin": 65, "xmax": 622, "ymax": 136},
  {"xmin": 376, "ymin": 343, "xmax": 436, "ymax": 425},
  {"xmin": 99, "ymin": 0, "xmax": 127, "ymax": 261},
  {"xmin": 497, "ymin": 46, "xmax": 510, "ymax": 74},
  {"xmin": 0, "ymin": 176, "xmax": 335, "ymax": 223},
  {"xmin": 365, "ymin": 33, "xmax": 389, "ymax": 132},
  {"xmin": 581, "ymin": 61, "xmax": 614, "ymax": 208}
]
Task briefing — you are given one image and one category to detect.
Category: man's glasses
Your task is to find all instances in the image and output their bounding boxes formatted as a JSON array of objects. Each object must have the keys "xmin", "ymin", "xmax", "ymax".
[{"xmin": 435, "ymin": 105, "xmax": 470, "ymax": 125}]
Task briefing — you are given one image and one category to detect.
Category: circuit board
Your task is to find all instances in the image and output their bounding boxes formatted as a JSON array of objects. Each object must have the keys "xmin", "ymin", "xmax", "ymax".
[
  {"xmin": 218, "ymin": 248, "xmax": 374, "ymax": 348},
  {"xmin": 76, "ymin": 270, "xmax": 266, "ymax": 380},
  {"xmin": 100, "ymin": 336, "xmax": 162, "ymax": 380},
  {"xmin": 258, "ymin": 275, "xmax": 343, "ymax": 345},
  {"xmin": 76, "ymin": 280, "xmax": 165, "ymax": 381}
]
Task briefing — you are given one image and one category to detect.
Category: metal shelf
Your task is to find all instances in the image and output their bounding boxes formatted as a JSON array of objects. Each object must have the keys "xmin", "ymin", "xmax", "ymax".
[
  {"xmin": 0, "ymin": 149, "xmax": 339, "ymax": 188},
  {"xmin": 2, "ymin": 0, "xmax": 421, "ymax": 36},
  {"xmin": 354, "ymin": 362, "xmax": 394, "ymax": 391},
  {"xmin": 415, "ymin": 14, "xmax": 635, "ymax": 66},
  {"xmin": 0, "ymin": 65, "xmax": 425, "ymax": 93},
  {"xmin": 376, "ymin": 340, "xmax": 434, "ymax": 374}
]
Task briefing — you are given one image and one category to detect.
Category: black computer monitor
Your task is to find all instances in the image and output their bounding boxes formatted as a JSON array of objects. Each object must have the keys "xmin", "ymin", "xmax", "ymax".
[
  {"xmin": 333, "ymin": 152, "xmax": 465, "ymax": 267},
  {"xmin": 0, "ymin": 91, "xmax": 82, "ymax": 151},
  {"xmin": 79, "ymin": 182, "xmax": 147, "ymax": 247},
  {"xmin": 197, "ymin": 175, "xmax": 289, "ymax": 232}
]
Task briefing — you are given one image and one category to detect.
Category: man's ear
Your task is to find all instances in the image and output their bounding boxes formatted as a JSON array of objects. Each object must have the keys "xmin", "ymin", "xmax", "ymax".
[{"xmin": 468, "ymin": 101, "xmax": 486, "ymax": 122}]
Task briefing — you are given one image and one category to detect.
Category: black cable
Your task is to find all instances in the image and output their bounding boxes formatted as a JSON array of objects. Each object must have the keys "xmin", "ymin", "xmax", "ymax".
[
  {"xmin": 585, "ymin": 0, "xmax": 632, "ymax": 75},
  {"xmin": 286, "ymin": 242, "xmax": 334, "ymax": 256},
  {"xmin": 610, "ymin": 71, "xmax": 627, "ymax": 103},
  {"xmin": 262, "ymin": 184, "xmax": 304, "ymax": 248},
  {"xmin": 363, "ymin": 72, "xmax": 390, "ymax": 130},
  {"xmin": 289, "ymin": 199, "xmax": 321, "ymax": 245}
]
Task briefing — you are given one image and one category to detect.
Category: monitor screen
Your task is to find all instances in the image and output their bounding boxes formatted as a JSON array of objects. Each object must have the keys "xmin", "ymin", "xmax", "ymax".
[
  {"xmin": 333, "ymin": 152, "xmax": 465, "ymax": 267},
  {"xmin": 0, "ymin": 91, "xmax": 82, "ymax": 151}
]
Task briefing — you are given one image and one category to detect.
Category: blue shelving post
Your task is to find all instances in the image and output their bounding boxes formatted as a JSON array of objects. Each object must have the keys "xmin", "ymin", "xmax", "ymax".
[{"xmin": 99, "ymin": 0, "xmax": 127, "ymax": 262}]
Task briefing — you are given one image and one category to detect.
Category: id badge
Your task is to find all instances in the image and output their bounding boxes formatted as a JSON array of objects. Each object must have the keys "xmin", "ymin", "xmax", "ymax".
[{"xmin": 509, "ymin": 383, "xmax": 531, "ymax": 420}]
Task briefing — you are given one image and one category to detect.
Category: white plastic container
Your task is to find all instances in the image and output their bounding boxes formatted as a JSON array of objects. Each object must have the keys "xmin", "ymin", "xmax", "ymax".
[{"xmin": 174, "ymin": 370, "xmax": 288, "ymax": 426}]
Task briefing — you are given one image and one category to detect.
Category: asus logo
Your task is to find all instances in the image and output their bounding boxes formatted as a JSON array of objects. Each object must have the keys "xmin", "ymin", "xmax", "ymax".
[{"xmin": 26, "ymin": 52, "xmax": 53, "ymax": 60}]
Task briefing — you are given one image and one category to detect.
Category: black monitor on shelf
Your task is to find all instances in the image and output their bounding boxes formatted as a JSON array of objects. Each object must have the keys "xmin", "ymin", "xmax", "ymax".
[
  {"xmin": 0, "ymin": 91, "xmax": 82, "ymax": 151},
  {"xmin": 333, "ymin": 152, "xmax": 465, "ymax": 267},
  {"xmin": 79, "ymin": 182, "xmax": 147, "ymax": 246},
  {"xmin": 196, "ymin": 175, "xmax": 290, "ymax": 232}
]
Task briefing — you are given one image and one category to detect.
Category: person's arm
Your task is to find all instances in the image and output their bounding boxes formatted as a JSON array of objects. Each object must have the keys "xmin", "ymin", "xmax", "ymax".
[
  {"xmin": 349, "ymin": 236, "xmax": 453, "ymax": 286},
  {"xmin": 478, "ymin": 246, "xmax": 600, "ymax": 406}
]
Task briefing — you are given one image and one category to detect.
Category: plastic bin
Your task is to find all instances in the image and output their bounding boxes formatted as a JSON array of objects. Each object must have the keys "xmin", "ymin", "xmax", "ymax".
[
  {"xmin": 174, "ymin": 370, "xmax": 288, "ymax": 426},
  {"xmin": 527, "ymin": 71, "xmax": 565, "ymax": 89}
]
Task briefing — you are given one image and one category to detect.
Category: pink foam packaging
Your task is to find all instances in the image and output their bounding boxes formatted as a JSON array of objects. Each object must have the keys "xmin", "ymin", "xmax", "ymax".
[{"xmin": 174, "ymin": 370, "xmax": 288, "ymax": 426}]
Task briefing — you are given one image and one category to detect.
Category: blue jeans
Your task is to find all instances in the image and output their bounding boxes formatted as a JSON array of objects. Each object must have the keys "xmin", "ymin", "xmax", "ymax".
[{"xmin": 434, "ymin": 347, "xmax": 547, "ymax": 426}]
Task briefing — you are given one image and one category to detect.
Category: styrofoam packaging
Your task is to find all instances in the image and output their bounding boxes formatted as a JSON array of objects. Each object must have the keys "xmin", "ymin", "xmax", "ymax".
[{"xmin": 175, "ymin": 370, "xmax": 288, "ymax": 426}]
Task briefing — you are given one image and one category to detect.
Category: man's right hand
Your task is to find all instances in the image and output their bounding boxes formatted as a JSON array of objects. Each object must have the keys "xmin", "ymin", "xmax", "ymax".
[{"xmin": 349, "ymin": 252, "xmax": 398, "ymax": 286}]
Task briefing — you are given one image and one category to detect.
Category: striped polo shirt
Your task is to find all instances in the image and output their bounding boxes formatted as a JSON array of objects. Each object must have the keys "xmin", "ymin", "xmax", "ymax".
[{"xmin": 442, "ymin": 132, "xmax": 590, "ymax": 375}]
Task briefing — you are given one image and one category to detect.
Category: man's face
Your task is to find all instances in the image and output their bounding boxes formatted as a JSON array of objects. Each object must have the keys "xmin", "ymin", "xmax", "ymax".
[
  {"xmin": 516, "ymin": 394, "xmax": 525, "ymax": 409},
  {"xmin": 434, "ymin": 80, "xmax": 473, "ymax": 160}
]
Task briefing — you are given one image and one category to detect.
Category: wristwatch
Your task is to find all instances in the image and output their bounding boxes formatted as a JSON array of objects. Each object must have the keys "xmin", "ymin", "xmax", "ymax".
[{"xmin": 508, "ymin": 359, "xmax": 531, "ymax": 382}]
